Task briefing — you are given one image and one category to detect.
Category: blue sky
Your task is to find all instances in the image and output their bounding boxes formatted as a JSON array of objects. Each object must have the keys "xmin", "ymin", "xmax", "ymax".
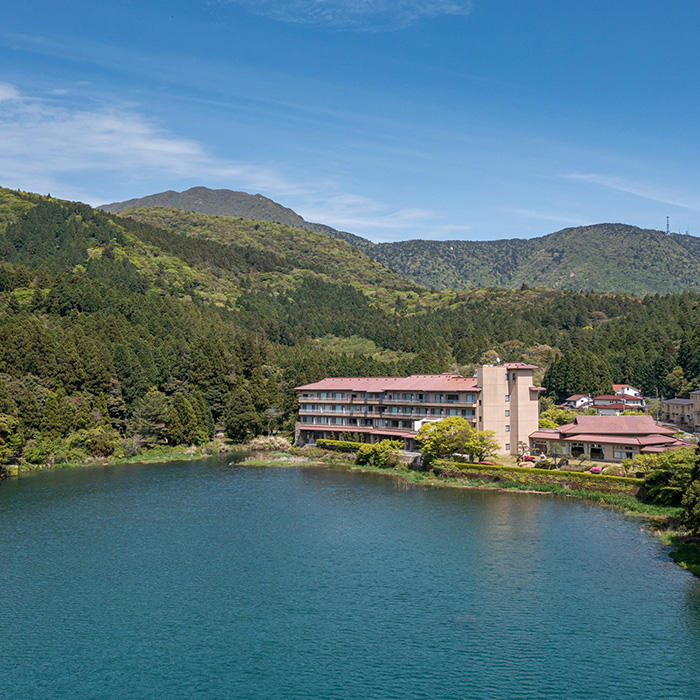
[{"xmin": 1, "ymin": 0, "xmax": 699, "ymax": 241}]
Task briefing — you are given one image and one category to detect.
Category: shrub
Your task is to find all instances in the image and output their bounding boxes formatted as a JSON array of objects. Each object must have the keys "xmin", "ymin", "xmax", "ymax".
[
  {"xmin": 246, "ymin": 435, "xmax": 292, "ymax": 451},
  {"xmin": 355, "ymin": 440, "xmax": 403, "ymax": 468}
]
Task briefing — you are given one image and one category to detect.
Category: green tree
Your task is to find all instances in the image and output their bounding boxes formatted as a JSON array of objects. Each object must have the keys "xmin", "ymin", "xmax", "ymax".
[
  {"xmin": 40, "ymin": 389, "xmax": 74, "ymax": 438},
  {"xmin": 682, "ymin": 446, "xmax": 700, "ymax": 535},
  {"xmin": 130, "ymin": 389, "xmax": 170, "ymax": 447},
  {"xmin": 355, "ymin": 440, "xmax": 403, "ymax": 468},
  {"xmin": 463, "ymin": 429, "xmax": 501, "ymax": 463},
  {"xmin": 224, "ymin": 386, "xmax": 263, "ymax": 443},
  {"xmin": 416, "ymin": 417, "xmax": 473, "ymax": 461}
]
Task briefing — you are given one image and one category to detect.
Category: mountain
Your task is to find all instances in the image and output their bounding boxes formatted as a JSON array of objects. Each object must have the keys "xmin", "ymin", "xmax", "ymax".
[
  {"xmin": 372, "ymin": 224, "xmax": 700, "ymax": 295},
  {"xmin": 100, "ymin": 186, "xmax": 373, "ymax": 251},
  {"xmin": 102, "ymin": 187, "xmax": 700, "ymax": 295}
]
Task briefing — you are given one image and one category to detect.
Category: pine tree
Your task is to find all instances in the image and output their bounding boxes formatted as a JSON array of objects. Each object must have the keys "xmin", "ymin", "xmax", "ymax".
[
  {"xmin": 224, "ymin": 386, "xmax": 263, "ymax": 443},
  {"xmin": 41, "ymin": 389, "xmax": 73, "ymax": 438}
]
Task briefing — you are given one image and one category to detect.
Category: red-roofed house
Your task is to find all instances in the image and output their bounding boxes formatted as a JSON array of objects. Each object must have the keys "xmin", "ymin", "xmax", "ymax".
[
  {"xmin": 558, "ymin": 394, "xmax": 592, "ymax": 410},
  {"xmin": 613, "ymin": 384, "xmax": 643, "ymax": 399},
  {"xmin": 295, "ymin": 363, "xmax": 543, "ymax": 454},
  {"xmin": 591, "ymin": 393, "xmax": 646, "ymax": 415},
  {"xmin": 529, "ymin": 415, "xmax": 691, "ymax": 462}
]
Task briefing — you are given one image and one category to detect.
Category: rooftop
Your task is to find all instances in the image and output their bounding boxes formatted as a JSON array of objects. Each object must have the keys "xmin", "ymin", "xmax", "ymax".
[
  {"xmin": 559, "ymin": 415, "xmax": 676, "ymax": 436},
  {"xmin": 296, "ymin": 374, "xmax": 479, "ymax": 392}
]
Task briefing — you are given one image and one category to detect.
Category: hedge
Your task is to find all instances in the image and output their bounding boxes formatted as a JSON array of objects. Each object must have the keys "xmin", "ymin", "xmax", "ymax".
[
  {"xmin": 315, "ymin": 439, "xmax": 365, "ymax": 452},
  {"xmin": 431, "ymin": 460, "xmax": 643, "ymax": 496}
]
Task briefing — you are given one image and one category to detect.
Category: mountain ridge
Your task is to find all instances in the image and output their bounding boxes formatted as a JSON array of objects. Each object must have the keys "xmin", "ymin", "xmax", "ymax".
[
  {"xmin": 101, "ymin": 186, "xmax": 700, "ymax": 295},
  {"xmin": 100, "ymin": 186, "xmax": 373, "ymax": 251}
]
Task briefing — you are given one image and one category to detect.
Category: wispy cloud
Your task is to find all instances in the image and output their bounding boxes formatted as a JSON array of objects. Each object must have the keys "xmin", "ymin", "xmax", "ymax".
[
  {"xmin": 566, "ymin": 172, "xmax": 700, "ymax": 211},
  {"xmin": 505, "ymin": 207, "xmax": 589, "ymax": 227},
  {"xmin": 223, "ymin": 0, "xmax": 473, "ymax": 31},
  {"xmin": 0, "ymin": 82, "xmax": 448, "ymax": 240},
  {"xmin": 0, "ymin": 82, "xmax": 304, "ymax": 203}
]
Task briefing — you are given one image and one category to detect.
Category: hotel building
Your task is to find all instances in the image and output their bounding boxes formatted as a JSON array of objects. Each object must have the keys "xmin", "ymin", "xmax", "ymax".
[{"xmin": 295, "ymin": 363, "xmax": 543, "ymax": 455}]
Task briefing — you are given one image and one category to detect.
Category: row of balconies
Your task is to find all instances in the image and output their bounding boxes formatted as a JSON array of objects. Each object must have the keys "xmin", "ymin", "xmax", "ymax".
[
  {"xmin": 299, "ymin": 396, "xmax": 477, "ymax": 406},
  {"xmin": 297, "ymin": 418, "xmax": 414, "ymax": 430},
  {"xmin": 299, "ymin": 408, "xmax": 476, "ymax": 419}
]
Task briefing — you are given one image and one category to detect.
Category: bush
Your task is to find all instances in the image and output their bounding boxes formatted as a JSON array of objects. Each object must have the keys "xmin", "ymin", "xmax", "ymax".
[
  {"xmin": 355, "ymin": 440, "xmax": 403, "ymax": 468},
  {"xmin": 246, "ymin": 435, "xmax": 292, "ymax": 451},
  {"xmin": 316, "ymin": 439, "xmax": 365, "ymax": 452}
]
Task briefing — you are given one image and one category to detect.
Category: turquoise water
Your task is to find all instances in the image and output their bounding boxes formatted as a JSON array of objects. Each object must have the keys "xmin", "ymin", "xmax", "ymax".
[{"xmin": 2, "ymin": 459, "xmax": 700, "ymax": 700}]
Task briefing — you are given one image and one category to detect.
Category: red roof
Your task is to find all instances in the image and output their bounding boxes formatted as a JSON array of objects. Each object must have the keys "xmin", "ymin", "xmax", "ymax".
[
  {"xmin": 559, "ymin": 415, "xmax": 676, "ymax": 436},
  {"xmin": 504, "ymin": 362, "xmax": 538, "ymax": 370},
  {"xmin": 565, "ymin": 394, "xmax": 588, "ymax": 401},
  {"xmin": 594, "ymin": 403, "xmax": 627, "ymax": 410},
  {"xmin": 296, "ymin": 374, "xmax": 479, "ymax": 392}
]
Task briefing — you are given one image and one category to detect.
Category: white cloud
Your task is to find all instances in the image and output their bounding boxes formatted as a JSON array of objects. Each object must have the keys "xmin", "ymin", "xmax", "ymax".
[
  {"xmin": 0, "ymin": 82, "xmax": 303, "ymax": 203},
  {"xmin": 0, "ymin": 82, "xmax": 21, "ymax": 101},
  {"xmin": 566, "ymin": 172, "xmax": 699, "ymax": 211},
  {"xmin": 0, "ymin": 82, "xmax": 446, "ymax": 240},
  {"xmin": 224, "ymin": 0, "xmax": 473, "ymax": 31}
]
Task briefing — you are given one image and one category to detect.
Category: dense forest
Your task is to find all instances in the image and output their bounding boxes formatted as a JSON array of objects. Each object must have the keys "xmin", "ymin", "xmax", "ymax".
[{"xmin": 1, "ymin": 187, "xmax": 700, "ymax": 468}]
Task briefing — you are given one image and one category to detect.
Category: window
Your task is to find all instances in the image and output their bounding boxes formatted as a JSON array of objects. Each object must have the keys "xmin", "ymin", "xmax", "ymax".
[
  {"xmin": 466, "ymin": 394, "xmax": 475, "ymax": 404},
  {"xmin": 505, "ymin": 425, "xmax": 510, "ymax": 432},
  {"xmin": 505, "ymin": 443, "xmax": 510, "ymax": 451},
  {"xmin": 505, "ymin": 410, "xmax": 510, "ymax": 417},
  {"xmin": 589, "ymin": 444, "xmax": 605, "ymax": 460},
  {"xmin": 505, "ymin": 395, "xmax": 510, "ymax": 402},
  {"xmin": 570, "ymin": 443, "xmax": 585, "ymax": 458}
]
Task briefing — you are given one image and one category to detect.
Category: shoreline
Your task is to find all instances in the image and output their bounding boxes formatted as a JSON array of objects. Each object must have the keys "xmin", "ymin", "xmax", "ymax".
[
  {"xmin": 2, "ymin": 441, "xmax": 238, "ymax": 475},
  {"xmin": 348, "ymin": 462, "xmax": 700, "ymax": 577},
  {"xmin": 4, "ymin": 445, "xmax": 698, "ymax": 577}
]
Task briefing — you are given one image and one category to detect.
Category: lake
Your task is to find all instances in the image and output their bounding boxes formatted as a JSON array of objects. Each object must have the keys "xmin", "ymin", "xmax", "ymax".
[{"xmin": 2, "ymin": 458, "xmax": 699, "ymax": 699}]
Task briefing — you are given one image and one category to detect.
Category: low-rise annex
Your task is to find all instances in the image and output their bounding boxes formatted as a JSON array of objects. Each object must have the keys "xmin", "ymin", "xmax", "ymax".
[{"xmin": 529, "ymin": 415, "xmax": 691, "ymax": 462}]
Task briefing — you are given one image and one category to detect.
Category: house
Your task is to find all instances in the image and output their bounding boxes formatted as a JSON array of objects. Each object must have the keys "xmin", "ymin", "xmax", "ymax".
[
  {"xmin": 529, "ymin": 415, "xmax": 691, "ymax": 462},
  {"xmin": 591, "ymin": 393, "xmax": 646, "ymax": 416},
  {"xmin": 295, "ymin": 363, "xmax": 544, "ymax": 455},
  {"xmin": 661, "ymin": 391, "xmax": 700, "ymax": 432},
  {"xmin": 558, "ymin": 394, "xmax": 591, "ymax": 410},
  {"xmin": 613, "ymin": 384, "xmax": 643, "ymax": 399}
]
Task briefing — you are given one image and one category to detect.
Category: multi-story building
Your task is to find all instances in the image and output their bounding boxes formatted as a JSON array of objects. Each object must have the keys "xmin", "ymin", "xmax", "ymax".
[
  {"xmin": 661, "ymin": 391, "xmax": 700, "ymax": 432},
  {"xmin": 295, "ymin": 362, "xmax": 543, "ymax": 455}
]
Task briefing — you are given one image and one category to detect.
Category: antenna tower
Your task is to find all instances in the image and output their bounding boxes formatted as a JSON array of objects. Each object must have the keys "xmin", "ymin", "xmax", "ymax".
[{"xmin": 666, "ymin": 216, "xmax": 670, "ymax": 234}]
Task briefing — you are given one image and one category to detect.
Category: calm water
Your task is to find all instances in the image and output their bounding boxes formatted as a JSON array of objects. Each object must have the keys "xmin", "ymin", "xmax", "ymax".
[{"xmin": 2, "ymin": 459, "xmax": 700, "ymax": 700}]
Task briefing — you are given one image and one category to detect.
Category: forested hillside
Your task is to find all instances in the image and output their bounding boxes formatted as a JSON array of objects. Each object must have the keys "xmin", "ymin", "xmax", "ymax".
[
  {"xmin": 101, "ymin": 186, "xmax": 373, "ymax": 251},
  {"xmin": 2, "ymin": 187, "xmax": 700, "ymax": 469},
  {"xmin": 372, "ymin": 224, "xmax": 700, "ymax": 294},
  {"xmin": 101, "ymin": 187, "xmax": 700, "ymax": 295}
]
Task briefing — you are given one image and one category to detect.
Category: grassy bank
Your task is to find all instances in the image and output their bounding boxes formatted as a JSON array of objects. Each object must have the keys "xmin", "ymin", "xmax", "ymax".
[
  {"xmin": 655, "ymin": 531, "xmax": 700, "ymax": 577},
  {"xmin": 350, "ymin": 462, "xmax": 680, "ymax": 518},
  {"xmin": 4, "ymin": 441, "xmax": 235, "ymax": 474},
  {"xmin": 238, "ymin": 450, "xmax": 355, "ymax": 469}
]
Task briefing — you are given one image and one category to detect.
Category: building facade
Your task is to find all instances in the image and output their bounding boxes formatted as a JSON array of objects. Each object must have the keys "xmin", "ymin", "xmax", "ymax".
[
  {"xmin": 295, "ymin": 363, "xmax": 543, "ymax": 455},
  {"xmin": 529, "ymin": 415, "xmax": 690, "ymax": 462},
  {"xmin": 661, "ymin": 391, "xmax": 700, "ymax": 432}
]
